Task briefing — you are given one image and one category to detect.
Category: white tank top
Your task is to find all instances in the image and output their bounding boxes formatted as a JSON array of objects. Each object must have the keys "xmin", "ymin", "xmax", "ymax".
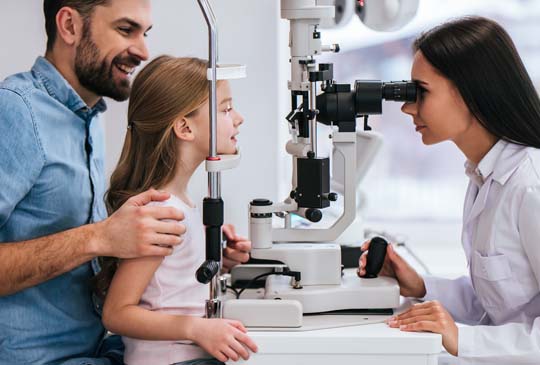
[{"xmin": 123, "ymin": 195, "xmax": 211, "ymax": 365}]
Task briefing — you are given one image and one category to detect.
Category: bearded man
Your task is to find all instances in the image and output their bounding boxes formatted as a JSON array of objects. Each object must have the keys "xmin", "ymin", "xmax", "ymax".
[{"xmin": 0, "ymin": 1, "xmax": 251, "ymax": 364}]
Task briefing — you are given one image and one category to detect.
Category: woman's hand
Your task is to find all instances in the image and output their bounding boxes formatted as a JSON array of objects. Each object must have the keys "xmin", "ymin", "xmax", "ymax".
[
  {"xmin": 358, "ymin": 240, "xmax": 427, "ymax": 298},
  {"xmin": 189, "ymin": 318, "xmax": 258, "ymax": 362},
  {"xmin": 222, "ymin": 224, "xmax": 251, "ymax": 273},
  {"xmin": 388, "ymin": 300, "xmax": 458, "ymax": 356}
]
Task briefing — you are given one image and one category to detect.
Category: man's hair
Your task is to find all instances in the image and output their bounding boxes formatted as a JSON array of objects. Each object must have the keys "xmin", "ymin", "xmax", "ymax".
[{"xmin": 43, "ymin": 0, "xmax": 110, "ymax": 52}]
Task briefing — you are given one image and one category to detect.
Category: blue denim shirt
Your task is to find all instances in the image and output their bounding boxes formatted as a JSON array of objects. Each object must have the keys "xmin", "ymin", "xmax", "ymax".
[{"xmin": 0, "ymin": 57, "xmax": 122, "ymax": 365}]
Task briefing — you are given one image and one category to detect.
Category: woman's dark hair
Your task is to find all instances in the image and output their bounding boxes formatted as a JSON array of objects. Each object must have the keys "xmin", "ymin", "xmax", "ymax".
[{"xmin": 413, "ymin": 16, "xmax": 540, "ymax": 148}]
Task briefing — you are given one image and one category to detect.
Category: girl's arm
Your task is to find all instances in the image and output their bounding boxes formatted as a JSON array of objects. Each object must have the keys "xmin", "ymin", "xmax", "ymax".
[
  {"xmin": 102, "ymin": 255, "xmax": 259, "ymax": 362},
  {"xmin": 102, "ymin": 256, "xmax": 197, "ymax": 341}
]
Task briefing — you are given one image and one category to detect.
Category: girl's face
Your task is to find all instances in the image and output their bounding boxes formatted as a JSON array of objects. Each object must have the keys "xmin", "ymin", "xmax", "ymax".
[
  {"xmin": 188, "ymin": 81, "xmax": 244, "ymax": 157},
  {"xmin": 401, "ymin": 51, "xmax": 476, "ymax": 145}
]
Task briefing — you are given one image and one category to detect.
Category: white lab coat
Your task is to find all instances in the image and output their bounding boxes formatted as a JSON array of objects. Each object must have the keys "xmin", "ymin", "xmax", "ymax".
[{"xmin": 423, "ymin": 140, "xmax": 540, "ymax": 364}]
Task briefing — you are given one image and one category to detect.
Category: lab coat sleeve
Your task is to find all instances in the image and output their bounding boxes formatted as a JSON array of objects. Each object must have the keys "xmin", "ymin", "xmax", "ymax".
[
  {"xmin": 422, "ymin": 275, "xmax": 485, "ymax": 325},
  {"xmin": 456, "ymin": 185, "xmax": 540, "ymax": 364},
  {"xmin": 457, "ymin": 318, "xmax": 540, "ymax": 364}
]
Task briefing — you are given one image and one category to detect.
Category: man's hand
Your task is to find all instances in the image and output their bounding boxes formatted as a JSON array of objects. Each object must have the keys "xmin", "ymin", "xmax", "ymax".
[
  {"xmin": 222, "ymin": 224, "xmax": 251, "ymax": 273},
  {"xmin": 92, "ymin": 189, "xmax": 186, "ymax": 258},
  {"xmin": 387, "ymin": 300, "xmax": 458, "ymax": 356}
]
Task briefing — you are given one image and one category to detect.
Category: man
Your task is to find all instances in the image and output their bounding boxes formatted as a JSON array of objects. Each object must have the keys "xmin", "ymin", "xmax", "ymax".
[{"xmin": 0, "ymin": 1, "xmax": 250, "ymax": 364}]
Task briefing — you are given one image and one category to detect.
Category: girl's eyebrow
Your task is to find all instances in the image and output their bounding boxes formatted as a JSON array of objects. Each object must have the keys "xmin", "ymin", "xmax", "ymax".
[{"xmin": 220, "ymin": 97, "xmax": 233, "ymax": 105}]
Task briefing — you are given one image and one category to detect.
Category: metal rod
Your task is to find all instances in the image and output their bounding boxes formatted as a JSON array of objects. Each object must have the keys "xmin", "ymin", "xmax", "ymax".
[
  {"xmin": 197, "ymin": 0, "xmax": 222, "ymax": 319},
  {"xmin": 197, "ymin": 0, "xmax": 220, "ymax": 199},
  {"xmin": 309, "ymin": 80, "xmax": 318, "ymax": 157}
]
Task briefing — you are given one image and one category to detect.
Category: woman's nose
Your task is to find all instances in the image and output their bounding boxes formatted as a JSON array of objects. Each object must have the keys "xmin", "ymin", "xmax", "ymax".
[{"xmin": 401, "ymin": 101, "xmax": 416, "ymax": 116}]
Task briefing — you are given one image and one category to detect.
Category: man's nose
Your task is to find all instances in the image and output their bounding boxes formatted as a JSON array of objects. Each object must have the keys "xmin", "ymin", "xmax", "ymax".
[{"xmin": 128, "ymin": 37, "xmax": 149, "ymax": 62}]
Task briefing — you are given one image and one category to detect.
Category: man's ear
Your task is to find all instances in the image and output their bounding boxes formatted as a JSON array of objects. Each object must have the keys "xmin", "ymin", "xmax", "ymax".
[
  {"xmin": 55, "ymin": 7, "xmax": 85, "ymax": 47},
  {"xmin": 173, "ymin": 117, "xmax": 195, "ymax": 141}
]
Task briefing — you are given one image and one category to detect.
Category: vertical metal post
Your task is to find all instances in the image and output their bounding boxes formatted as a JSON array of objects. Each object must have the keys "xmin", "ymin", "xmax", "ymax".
[{"xmin": 196, "ymin": 0, "xmax": 223, "ymax": 319}]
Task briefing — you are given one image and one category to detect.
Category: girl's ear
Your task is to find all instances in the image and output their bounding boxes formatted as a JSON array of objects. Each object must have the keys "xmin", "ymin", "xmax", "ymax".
[{"xmin": 173, "ymin": 117, "xmax": 195, "ymax": 141}]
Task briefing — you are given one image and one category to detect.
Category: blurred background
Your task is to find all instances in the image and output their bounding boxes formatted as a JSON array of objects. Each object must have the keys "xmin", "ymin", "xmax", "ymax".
[{"xmin": 2, "ymin": 0, "xmax": 540, "ymax": 278}]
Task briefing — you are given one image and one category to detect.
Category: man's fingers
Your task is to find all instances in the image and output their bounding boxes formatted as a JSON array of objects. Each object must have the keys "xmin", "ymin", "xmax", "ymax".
[
  {"xmin": 148, "ymin": 233, "xmax": 184, "ymax": 248},
  {"xmin": 152, "ymin": 221, "xmax": 186, "ymax": 237},
  {"xmin": 128, "ymin": 189, "xmax": 170, "ymax": 206},
  {"xmin": 139, "ymin": 244, "xmax": 174, "ymax": 257},
  {"xmin": 144, "ymin": 206, "xmax": 185, "ymax": 221}
]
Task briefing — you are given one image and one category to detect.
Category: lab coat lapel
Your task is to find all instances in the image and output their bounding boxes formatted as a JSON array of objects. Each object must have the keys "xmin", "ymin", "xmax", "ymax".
[
  {"xmin": 461, "ymin": 181, "xmax": 478, "ymax": 261},
  {"xmin": 465, "ymin": 177, "xmax": 492, "ymax": 226},
  {"xmin": 462, "ymin": 177, "xmax": 493, "ymax": 263}
]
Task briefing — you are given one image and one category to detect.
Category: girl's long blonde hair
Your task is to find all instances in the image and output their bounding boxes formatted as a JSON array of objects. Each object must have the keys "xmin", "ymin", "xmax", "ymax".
[{"xmin": 94, "ymin": 55, "xmax": 212, "ymax": 298}]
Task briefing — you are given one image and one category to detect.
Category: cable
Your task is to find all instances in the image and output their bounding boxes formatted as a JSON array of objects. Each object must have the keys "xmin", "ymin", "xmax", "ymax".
[{"xmin": 235, "ymin": 269, "xmax": 302, "ymax": 299}]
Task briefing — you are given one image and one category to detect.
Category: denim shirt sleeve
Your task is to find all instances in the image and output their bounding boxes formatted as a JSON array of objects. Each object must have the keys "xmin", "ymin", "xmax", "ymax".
[{"xmin": 0, "ymin": 88, "xmax": 45, "ymax": 229}]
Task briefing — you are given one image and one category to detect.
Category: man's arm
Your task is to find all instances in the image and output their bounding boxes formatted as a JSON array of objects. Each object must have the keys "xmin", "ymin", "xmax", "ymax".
[{"xmin": 0, "ymin": 189, "xmax": 186, "ymax": 297}]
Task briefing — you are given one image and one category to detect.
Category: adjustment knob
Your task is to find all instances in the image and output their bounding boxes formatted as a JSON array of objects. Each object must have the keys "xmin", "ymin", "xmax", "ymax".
[
  {"xmin": 324, "ymin": 192, "xmax": 338, "ymax": 202},
  {"xmin": 305, "ymin": 208, "xmax": 322, "ymax": 223}
]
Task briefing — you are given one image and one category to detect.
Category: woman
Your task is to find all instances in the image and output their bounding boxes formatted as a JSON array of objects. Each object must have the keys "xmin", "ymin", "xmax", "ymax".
[{"xmin": 359, "ymin": 16, "xmax": 540, "ymax": 363}]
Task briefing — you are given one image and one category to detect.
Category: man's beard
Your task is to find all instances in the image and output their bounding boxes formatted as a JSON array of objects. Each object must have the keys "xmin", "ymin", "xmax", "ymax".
[{"xmin": 74, "ymin": 29, "xmax": 139, "ymax": 102}]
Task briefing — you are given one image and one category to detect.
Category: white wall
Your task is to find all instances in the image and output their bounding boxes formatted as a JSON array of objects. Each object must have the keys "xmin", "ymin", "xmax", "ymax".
[{"xmin": 0, "ymin": 1, "xmax": 290, "ymax": 234}]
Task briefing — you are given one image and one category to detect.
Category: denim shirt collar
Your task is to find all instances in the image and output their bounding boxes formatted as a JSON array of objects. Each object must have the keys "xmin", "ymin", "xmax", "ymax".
[{"xmin": 31, "ymin": 56, "xmax": 107, "ymax": 118}]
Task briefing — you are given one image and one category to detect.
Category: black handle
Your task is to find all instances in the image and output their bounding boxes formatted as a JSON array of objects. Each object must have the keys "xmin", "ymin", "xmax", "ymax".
[
  {"xmin": 361, "ymin": 236, "xmax": 388, "ymax": 278},
  {"xmin": 196, "ymin": 260, "xmax": 219, "ymax": 284}
]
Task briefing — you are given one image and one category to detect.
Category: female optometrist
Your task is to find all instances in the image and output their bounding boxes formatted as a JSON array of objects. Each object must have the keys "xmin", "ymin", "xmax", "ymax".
[{"xmin": 359, "ymin": 16, "xmax": 540, "ymax": 364}]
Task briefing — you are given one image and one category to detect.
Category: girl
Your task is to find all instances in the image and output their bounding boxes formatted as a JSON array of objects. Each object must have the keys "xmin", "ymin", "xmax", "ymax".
[
  {"xmin": 99, "ymin": 55, "xmax": 258, "ymax": 365},
  {"xmin": 359, "ymin": 17, "xmax": 540, "ymax": 363}
]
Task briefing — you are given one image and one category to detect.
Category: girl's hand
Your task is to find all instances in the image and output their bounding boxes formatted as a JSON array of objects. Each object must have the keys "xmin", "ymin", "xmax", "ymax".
[
  {"xmin": 388, "ymin": 300, "xmax": 458, "ymax": 356},
  {"xmin": 189, "ymin": 318, "xmax": 258, "ymax": 362},
  {"xmin": 358, "ymin": 240, "xmax": 426, "ymax": 298},
  {"xmin": 222, "ymin": 224, "xmax": 251, "ymax": 273}
]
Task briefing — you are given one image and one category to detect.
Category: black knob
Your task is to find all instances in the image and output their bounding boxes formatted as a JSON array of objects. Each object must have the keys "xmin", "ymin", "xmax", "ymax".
[
  {"xmin": 196, "ymin": 260, "xmax": 219, "ymax": 284},
  {"xmin": 305, "ymin": 208, "xmax": 322, "ymax": 223},
  {"xmin": 361, "ymin": 237, "xmax": 388, "ymax": 279},
  {"xmin": 251, "ymin": 199, "xmax": 273, "ymax": 206},
  {"xmin": 327, "ymin": 192, "xmax": 338, "ymax": 202}
]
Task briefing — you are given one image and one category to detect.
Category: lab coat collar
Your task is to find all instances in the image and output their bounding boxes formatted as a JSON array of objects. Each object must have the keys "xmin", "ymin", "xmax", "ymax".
[
  {"xmin": 463, "ymin": 140, "xmax": 527, "ymax": 226},
  {"xmin": 491, "ymin": 141, "xmax": 529, "ymax": 185},
  {"xmin": 464, "ymin": 139, "xmax": 506, "ymax": 187}
]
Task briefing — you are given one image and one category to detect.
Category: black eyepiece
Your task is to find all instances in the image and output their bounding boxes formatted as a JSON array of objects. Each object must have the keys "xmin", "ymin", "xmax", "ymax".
[{"xmin": 382, "ymin": 81, "xmax": 417, "ymax": 102}]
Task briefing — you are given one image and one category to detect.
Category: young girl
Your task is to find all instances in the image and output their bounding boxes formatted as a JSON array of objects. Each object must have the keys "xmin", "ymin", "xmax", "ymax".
[
  {"xmin": 99, "ymin": 55, "xmax": 258, "ymax": 365},
  {"xmin": 359, "ymin": 17, "xmax": 540, "ymax": 363}
]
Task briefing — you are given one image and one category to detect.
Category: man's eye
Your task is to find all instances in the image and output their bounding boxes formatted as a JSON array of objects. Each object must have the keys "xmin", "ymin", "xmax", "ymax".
[{"xmin": 118, "ymin": 27, "xmax": 132, "ymax": 34}]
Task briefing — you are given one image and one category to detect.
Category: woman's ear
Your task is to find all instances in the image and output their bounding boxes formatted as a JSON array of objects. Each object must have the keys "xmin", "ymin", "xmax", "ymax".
[{"xmin": 173, "ymin": 117, "xmax": 195, "ymax": 141}]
